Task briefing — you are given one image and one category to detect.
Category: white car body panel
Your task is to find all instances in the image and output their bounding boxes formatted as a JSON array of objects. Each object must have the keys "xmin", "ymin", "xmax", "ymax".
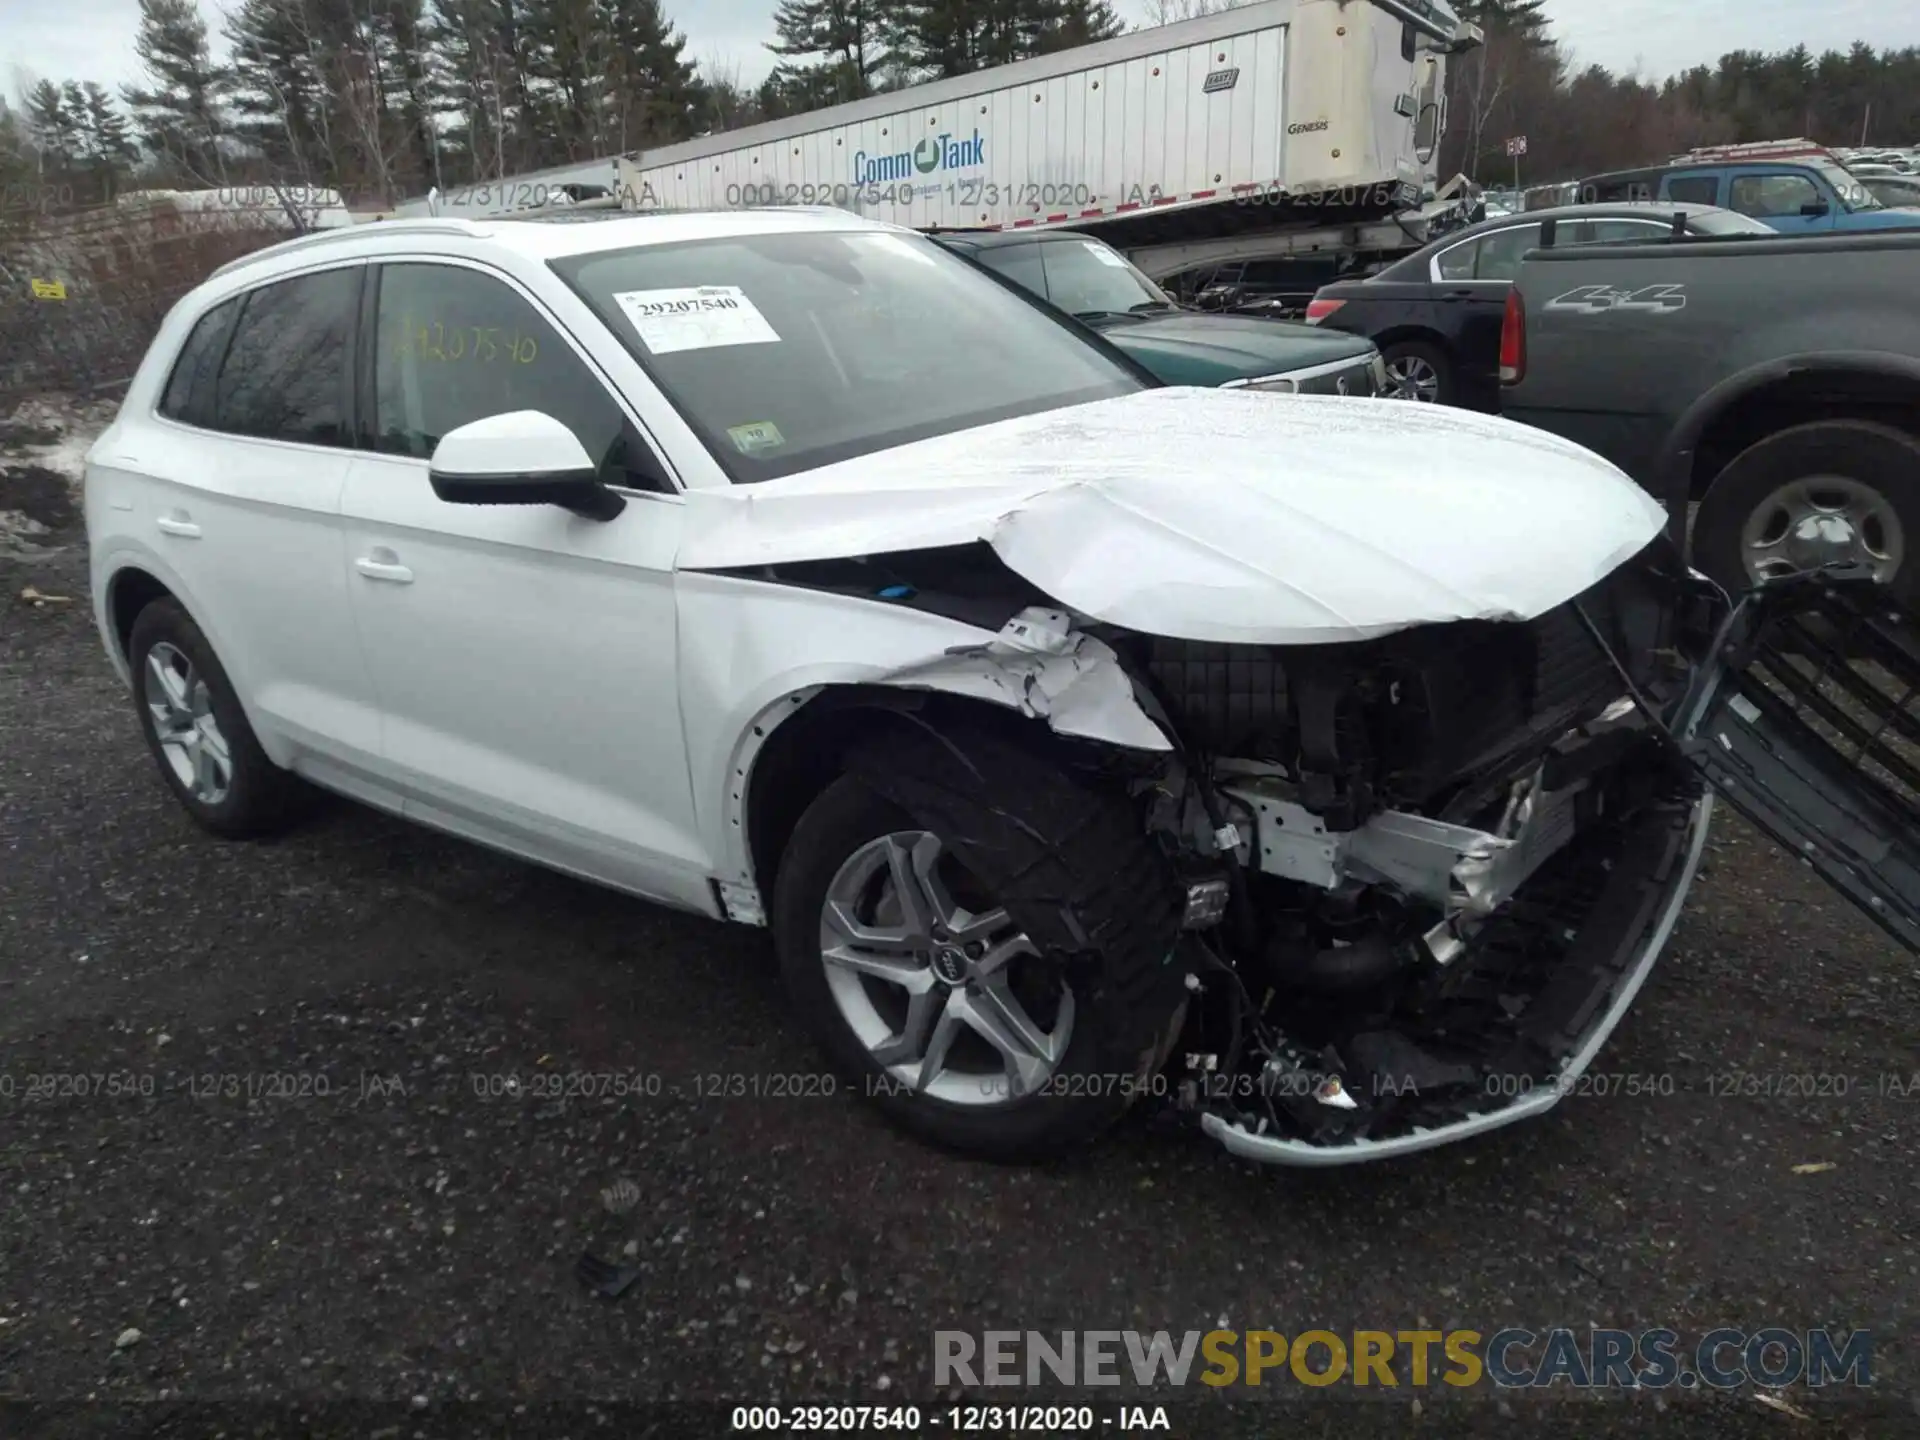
[
  {"xmin": 678, "ymin": 386, "xmax": 1667, "ymax": 645},
  {"xmin": 338, "ymin": 453, "xmax": 713, "ymax": 910},
  {"xmin": 85, "ymin": 401, "xmax": 382, "ymax": 768}
]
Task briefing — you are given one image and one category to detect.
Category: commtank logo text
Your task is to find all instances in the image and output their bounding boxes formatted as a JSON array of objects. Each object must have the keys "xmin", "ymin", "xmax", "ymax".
[
  {"xmin": 853, "ymin": 129, "xmax": 987, "ymax": 185},
  {"xmin": 933, "ymin": 1328, "xmax": 1874, "ymax": 1390}
]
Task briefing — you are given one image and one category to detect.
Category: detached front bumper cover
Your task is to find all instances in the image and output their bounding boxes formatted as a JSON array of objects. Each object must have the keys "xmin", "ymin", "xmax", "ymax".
[{"xmin": 1671, "ymin": 571, "xmax": 1920, "ymax": 952}]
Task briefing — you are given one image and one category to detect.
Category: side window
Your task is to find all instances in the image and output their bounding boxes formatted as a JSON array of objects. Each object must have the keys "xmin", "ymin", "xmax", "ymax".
[
  {"xmin": 213, "ymin": 268, "xmax": 358, "ymax": 445},
  {"xmin": 973, "ymin": 244, "xmax": 1047, "ymax": 300},
  {"xmin": 1581, "ymin": 219, "xmax": 1672, "ymax": 244},
  {"xmin": 372, "ymin": 263, "xmax": 629, "ymax": 480},
  {"xmin": 159, "ymin": 298, "xmax": 239, "ymax": 424},
  {"xmin": 1433, "ymin": 237, "xmax": 1478, "ymax": 280},
  {"xmin": 1472, "ymin": 224, "xmax": 1543, "ymax": 281},
  {"xmin": 1729, "ymin": 172, "xmax": 1821, "ymax": 218},
  {"xmin": 1665, "ymin": 174, "xmax": 1720, "ymax": 205}
]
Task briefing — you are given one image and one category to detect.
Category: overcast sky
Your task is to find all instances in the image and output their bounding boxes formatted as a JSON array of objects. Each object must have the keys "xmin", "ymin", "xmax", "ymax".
[{"xmin": 2, "ymin": 0, "xmax": 1911, "ymax": 111}]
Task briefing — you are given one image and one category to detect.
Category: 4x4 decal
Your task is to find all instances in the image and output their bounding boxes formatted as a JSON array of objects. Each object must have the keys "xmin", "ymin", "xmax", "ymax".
[{"xmin": 1544, "ymin": 283, "xmax": 1688, "ymax": 315}]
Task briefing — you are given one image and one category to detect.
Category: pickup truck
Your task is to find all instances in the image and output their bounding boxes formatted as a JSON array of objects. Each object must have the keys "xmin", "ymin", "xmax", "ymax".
[
  {"xmin": 1542, "ymin": 153, "xmax": 1920, "ymax": 234},
  {"xmin": 1499, "ymin": 224, "xmax": 1920, "ymax": 598}
]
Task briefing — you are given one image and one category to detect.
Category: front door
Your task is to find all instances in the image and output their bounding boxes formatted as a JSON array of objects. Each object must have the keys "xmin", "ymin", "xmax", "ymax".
[
  {"xmin": 1726, "ymin": 170, "xmax": 1836, "ymax": 232},
  {"xmin": 338, "ymin": 258, "xmax": 710, "ymax": 909}
]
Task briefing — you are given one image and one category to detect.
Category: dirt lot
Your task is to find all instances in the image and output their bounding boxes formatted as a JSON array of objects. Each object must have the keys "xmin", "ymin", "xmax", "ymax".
[{"xmin": 1, "ymin": 406, "xmax": 1917, "ymax": 1439}]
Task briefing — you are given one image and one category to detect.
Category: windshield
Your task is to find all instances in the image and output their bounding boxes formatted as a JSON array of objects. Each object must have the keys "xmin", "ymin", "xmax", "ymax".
[
  {"xmin": 1868, "ymin": 177, "xmax": 1920, "ymax": 208},
  {"xmin": 1817, "ymin": 160, "xmax": 1883, "ymax": 210},
  {"xmin": 1041, "ymin": 240, "xmax": 1174, "ymax": 318},
  {"xmin": 554, "ymin": 229, "xmax": 1145, "ymax": 481}
]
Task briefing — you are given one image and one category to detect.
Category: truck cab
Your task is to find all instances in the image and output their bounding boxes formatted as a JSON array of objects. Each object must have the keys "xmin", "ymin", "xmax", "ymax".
[{"xmin": 1570, "ymin": 141, "xmax": 1920, "ymax": 234}]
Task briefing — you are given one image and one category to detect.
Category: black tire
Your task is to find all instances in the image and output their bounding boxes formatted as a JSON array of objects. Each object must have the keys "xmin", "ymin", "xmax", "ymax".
[
  {"xmin": 127, "ymin": 598, "xmax": 311, "ymax": 838},
  {"xmin": 1380, "ymin": 339, "xmax": 1454, "ymax": 406},
  {"xmin": 772, "ymin": 726, "xmax": 1186, "ymax": 1161},
  {"xmin": 1693, "ymin": 421, "xmax": 1920, "ymax": 602}
]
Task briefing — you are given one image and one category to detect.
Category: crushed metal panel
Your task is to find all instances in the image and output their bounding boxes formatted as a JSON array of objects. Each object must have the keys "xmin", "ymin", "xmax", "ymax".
[{"xmin": 677, "ymin": 387, "xmax": 1667, "ymax": 647}]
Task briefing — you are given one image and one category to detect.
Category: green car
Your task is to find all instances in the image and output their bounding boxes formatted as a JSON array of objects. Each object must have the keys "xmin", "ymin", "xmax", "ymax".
[{"xmin": 932, "ymin": 229, "xmax": 1385, "ymax": 396}]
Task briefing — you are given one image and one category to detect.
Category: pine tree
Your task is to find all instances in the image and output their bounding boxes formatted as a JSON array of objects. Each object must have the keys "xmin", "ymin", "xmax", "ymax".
[
  {"xmin": 592, "ymin": 0, "xmax": 701, "ymax": 148},
  {"xmin": 1454, "ymin": 0, "xmax": 1549, "ymax": 46},
  {"xmin": 768, "ymin": 0, "xmax": 881, "ymax": 100},
  {"xmin": 0, "ymin": 97, "xmax": 36, "ymax": 235},
  {"xmin": 1032, "ymin": 0, "xmax": 1124, "ymax": 54},
  {"xmin": 225, "ymin": 0, "xmax": 334, "ymax": 180},
  {"xmin": 25, "ymin": 81, "xmax": 84, "ymax": 170},
  {"xmin": 121, "ymin": 0, "xmax": 231, "ymax": 183}
]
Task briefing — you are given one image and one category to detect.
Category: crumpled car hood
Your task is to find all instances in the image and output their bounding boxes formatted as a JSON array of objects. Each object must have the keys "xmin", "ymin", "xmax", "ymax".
[{"xmin": 677, "ymin": 387, "xmax": 1667, "ymax": 645}]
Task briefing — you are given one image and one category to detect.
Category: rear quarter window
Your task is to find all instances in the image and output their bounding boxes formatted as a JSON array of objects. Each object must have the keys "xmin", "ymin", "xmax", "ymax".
[{"xmin": 158, "ymin": 298, "xmax": 240, "ymax": 425}]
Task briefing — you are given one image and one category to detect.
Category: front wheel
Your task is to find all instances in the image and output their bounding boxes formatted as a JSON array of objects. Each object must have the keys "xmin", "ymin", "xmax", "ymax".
[
  {"xmin": 772, "ymin": 730, "xmax": 1186, "ymax": 1160},
  {"xmin": 1692, "ymin": 420, "xmax": 1920, "ymax": 600}
]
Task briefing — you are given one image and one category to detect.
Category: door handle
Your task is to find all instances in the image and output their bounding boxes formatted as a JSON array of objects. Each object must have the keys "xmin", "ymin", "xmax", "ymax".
[
  {"xmin": 156, "ymin": 514, "xmax": 201, "ymax": 538},
  {"xmin": 355, "ymin": 553, "xmax": 414, "ymax": 584}
]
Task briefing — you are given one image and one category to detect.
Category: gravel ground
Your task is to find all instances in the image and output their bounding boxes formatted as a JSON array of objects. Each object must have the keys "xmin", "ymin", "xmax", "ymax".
[{"xmin": 1, "ymin": 407, "xmax": 1917, "ymax": 1439}]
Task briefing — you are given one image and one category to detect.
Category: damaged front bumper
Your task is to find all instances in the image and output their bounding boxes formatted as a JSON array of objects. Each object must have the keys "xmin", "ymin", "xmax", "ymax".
[{"xmin": 1197, "ymin": 792, "xmax": 1711, "ymax": 1166}]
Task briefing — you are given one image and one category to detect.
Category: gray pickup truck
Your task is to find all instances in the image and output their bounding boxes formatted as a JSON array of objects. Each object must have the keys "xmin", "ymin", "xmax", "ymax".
[{"xmin": 1499, "ymin": 225, "xmax": 1920, "ymax": 597}]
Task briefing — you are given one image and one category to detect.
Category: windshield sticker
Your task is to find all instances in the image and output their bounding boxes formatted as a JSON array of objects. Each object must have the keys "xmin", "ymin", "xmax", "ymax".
[
  {"xmin": 727, "ymin": 420, "xmax": 786, "ymax": 454},
  {"xmin": 1082, "ymin": 242, "xmax": 1128, "ymax": 268},
  {"xmin": 612, "ymin": 286, "xmax": 781, "ymax": 353}
]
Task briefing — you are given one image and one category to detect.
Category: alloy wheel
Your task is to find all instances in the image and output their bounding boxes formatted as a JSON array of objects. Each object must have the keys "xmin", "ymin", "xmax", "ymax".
[
  {"xmin": 817, "ymin": 831, "xmax": 1073, "ymax": 1106},
  {"xmin": 143, "ymin": 641, "xmax": 233, "ymax": 804},
  {"xmin": 1382, "ymin": 354, "xmax": 1441, "ymax": 402}
]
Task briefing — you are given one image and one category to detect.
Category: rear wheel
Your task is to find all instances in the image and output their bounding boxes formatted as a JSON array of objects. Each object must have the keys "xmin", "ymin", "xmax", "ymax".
[
  {"xmin": 1380, "ymin": 340, "xmax": 1452, "ymax": 405},
  {"xmin": 772, "ymin": 728, "xmax": 1186, "ymax": 1160},
  {"xmin": 127, "ymin": 599, "xmax": 311, "ymax": 837},
  {"xmin": 1693, "ymin": 421, "xmax": 1920, "ymax": 600}
]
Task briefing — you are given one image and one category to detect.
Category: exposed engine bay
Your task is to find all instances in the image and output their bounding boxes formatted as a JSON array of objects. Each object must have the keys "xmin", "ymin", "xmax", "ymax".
[
  {"xmin": 714, "ymin": 528, "xmax": 1920, "ymax": 1164},
  {"xmin": 1099, "ymin": 542, "xmax": 1715, "ymax": 1160}
]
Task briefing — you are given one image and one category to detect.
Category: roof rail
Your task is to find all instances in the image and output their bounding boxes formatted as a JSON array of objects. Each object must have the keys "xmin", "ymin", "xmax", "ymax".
[
  {"xmin": 208, "ymin": 218, "xmax": 487, "ymax": 278},
  {"xmin": 1669, "ymin": 137, "xmax": 1833, "ymax": 165}
]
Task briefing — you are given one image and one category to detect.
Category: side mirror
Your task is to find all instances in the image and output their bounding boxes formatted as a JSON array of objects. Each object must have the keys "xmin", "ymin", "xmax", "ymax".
[
  {"xmin": 1799, "ymin": 200, "xmax": 1831, "ymax": 217},
  {"xmin": 428, "ymin": 410, "xmax": 626, "ymax": 521}
]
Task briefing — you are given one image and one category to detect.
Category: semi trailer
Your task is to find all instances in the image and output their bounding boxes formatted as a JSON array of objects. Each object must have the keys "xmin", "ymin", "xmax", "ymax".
[{"xmin": 407, "ymin": 0, "xmax": 1482, "ymax": 281}]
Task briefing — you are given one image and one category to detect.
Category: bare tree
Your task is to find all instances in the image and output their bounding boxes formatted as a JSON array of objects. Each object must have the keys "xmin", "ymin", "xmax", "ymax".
[{"xmin": 1139, "ymin": 0, "xmax": 1245, "ymax": 26}]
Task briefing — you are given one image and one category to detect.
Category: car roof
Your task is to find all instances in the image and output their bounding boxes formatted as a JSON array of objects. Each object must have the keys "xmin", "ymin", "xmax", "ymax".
[
  {"xmin": 928, "ymin": 228, "xmax": 1099, "ymax": 249},
  {"xmin": 1362, "ymin": 201, "xmax": 1735, "ymax": 276},
  {"xmin": 207, "ymin": 205, "xmax": 903, "ymax": 286}
]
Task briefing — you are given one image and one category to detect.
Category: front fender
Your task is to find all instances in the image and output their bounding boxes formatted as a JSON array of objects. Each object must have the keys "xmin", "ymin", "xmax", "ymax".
[{"xmin": 674, "ymin": 571, "xmax": 1170, "ymax": 885}]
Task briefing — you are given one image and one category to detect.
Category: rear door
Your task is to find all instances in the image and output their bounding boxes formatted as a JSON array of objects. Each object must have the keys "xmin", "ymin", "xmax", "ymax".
[
  {"xmin": 146, "ymin": 264, "xmax": 382, "ymax": 768},
  {"xmin": 1659, "ymin": 171, "xmax": 1724, "ymax": 207},
  {"xmin": 1438, "ymin": 222, "xmax": 1542, "ymax": 400},
  {"xmin": 1675, "ymin": 576, "xmax": 1920, "ymax": 951}
]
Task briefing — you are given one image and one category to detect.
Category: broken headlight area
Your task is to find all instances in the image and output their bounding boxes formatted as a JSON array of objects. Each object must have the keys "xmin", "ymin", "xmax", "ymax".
[{"xmin": 1122, "ymin": 552, "xmax": 1718, "ymax": 1162}]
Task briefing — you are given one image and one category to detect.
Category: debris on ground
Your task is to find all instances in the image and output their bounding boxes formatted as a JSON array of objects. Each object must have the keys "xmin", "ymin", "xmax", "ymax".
[{"xmin": 574, "ymin": 1251, "xmax": 642, "ymax": 1300}]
